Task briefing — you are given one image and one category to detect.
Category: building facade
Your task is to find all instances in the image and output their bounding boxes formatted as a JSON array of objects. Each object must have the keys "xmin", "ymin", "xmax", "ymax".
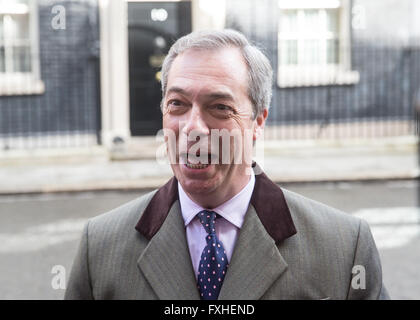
[{"xmin": 1, "ymin": 0, "xmax": 419, "ymax": 151}]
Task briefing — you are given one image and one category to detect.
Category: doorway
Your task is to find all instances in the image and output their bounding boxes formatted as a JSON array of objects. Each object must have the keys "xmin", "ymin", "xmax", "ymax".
[{"xmin": 127, "ymin": 1, "xmax": 192, "ymax": 136}]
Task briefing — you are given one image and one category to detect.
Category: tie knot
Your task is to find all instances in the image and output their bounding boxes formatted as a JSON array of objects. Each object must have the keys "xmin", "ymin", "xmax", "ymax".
[{"xmin": 197, "ymin": 210, "xmax": 217, "ymax": 234}]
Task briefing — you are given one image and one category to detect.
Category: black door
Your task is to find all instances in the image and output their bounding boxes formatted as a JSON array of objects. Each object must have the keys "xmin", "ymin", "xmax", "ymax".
[{"xmin": 128, "ymin": 1, "xmax": 192, "ymax": 136}]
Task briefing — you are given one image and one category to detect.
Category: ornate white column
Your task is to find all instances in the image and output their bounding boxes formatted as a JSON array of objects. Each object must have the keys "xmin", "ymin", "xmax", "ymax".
[{"xmin": 99, "ymin": 0, "xmax": 131, "ymax": 149}]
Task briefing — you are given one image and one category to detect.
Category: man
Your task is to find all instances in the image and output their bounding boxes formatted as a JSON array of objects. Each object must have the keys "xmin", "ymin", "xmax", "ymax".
[{"xmin": 65, "ymin": 29, "xmax": 389, "ymax": 300}]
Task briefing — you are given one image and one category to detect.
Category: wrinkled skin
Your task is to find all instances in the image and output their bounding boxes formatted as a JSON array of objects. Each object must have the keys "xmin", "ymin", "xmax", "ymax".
[{"xmin": 162, "ymin": 47, "xmax": 268, "ymax": 208}]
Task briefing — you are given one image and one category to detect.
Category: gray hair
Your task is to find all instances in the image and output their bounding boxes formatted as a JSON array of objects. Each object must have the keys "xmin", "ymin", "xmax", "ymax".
[{"xmin": 160, "ymin": 29, "xmax": 273, "ymax": 119}]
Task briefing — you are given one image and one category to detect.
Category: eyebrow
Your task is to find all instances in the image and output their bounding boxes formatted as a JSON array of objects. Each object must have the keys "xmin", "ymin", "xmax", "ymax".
[
  {"xmin": 166, "ymin": 86, "xmax": 235, "ymax": 102},
  {"xmin": 166, "ymin": 86, "xmax": 187, "ymax": 96}
]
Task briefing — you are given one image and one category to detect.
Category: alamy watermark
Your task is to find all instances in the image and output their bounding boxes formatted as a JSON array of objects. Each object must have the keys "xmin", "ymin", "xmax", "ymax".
[
  {"xmin": 351, "ymin": 265, "xmax": 366, "ymax": 290},
  {"xmin": 51, "ymin": 5, "xmax": 66, "ymax": 30},
  {"xmin": 51, "ymin": 265, "xmax": 66, "ymax": 290},
  {"xmin": 155, "ymin": 125, "xmax": 265, "ymax": 175}
]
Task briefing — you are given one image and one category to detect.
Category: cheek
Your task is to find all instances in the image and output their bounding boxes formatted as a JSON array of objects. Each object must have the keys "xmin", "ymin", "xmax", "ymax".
[
  {"xmin": 163, "ymin": 115, "xmax": 180, "ymax": 135},
  {"xmin": 163, "ymin": 116, "xmax": 180, "ymax": 161},
  {"xmin": 162, "ymin": 114, "xmax": 171, "ymax": 128},
  {"xmin": 229, "ymin": 116, "xmax": 255, "ymax": 141}
]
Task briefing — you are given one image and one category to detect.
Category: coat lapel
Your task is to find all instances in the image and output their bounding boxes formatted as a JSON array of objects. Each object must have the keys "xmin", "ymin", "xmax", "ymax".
[
  {"xmin": 137, "ymin": 200, "xmax": 200, "ymax": 300},
  {"xmin": 134, "ymin": 164, "xmax": 297, "ymax": 300},
  {"xmin": 218, "ymin": 205, "xmax": 289, "ymax": 300}
]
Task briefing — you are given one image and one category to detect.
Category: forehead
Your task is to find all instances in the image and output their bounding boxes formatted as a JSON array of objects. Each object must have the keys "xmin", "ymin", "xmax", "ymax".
[{"xmin": 166, "ymin": 47, "xmax": 249, "ymax": 98}]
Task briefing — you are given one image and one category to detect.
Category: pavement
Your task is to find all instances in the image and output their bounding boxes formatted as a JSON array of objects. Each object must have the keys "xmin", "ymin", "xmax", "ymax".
[{"xmin": 0, "ymin": 135, "xmax": 418, "ymax": 194}]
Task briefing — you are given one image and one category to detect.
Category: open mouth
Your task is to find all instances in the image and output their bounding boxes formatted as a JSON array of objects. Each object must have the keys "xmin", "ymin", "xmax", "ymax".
[
  {"xmin": 185, "ymin": 162, "xmax": 210, "ymax": 169},
  {"xmin": 181, "ymin": 152, "xmax": 216, "ymax": 170}
]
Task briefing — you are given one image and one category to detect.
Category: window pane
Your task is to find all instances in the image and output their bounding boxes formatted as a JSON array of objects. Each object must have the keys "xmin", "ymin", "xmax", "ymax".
[
  {"xmin": 0, "ymin": 16, "xmax": 3, "ymax": 71},
  {"xmin": 0, "ymin": 46, "xmax": 5, "ymax": 72},
  {"xmin": 302, "ymin": 39, "xmax": 322, "ymax": 64},
  {"xmin": 12, "ymin": 45, "xmax": 30, "ymax": 72},
  {"xmin": 280, "ymin": 10, "xmax": 298, "ymax": 33},
  {"xmin": 2, "ymin": 13, "xmax": 31, "ymax": 73},
  {"xmin": 278, "ymin": 7, "xmax": 341, "ymax": 68},
  {"xmin": 0, "ymin": 16, "xmax": 3, "ymax": 44},
  {"xmin": 8, "ymin": 14, "xmax": 29, "ymax": 40},
  {"xmin": 303, "ymin": 9, "xmax": 321, "ymax": 32},
  {"xmin": 326, "ymin": 9, "xmax": 339, "ymax": 33},
  {"xmin": 327, "ymin": 39, "xmax": 339, "ymax": 64},
  {"xmin": 280, "ymin": 40, "xmax": 297, "ymax": 65}
]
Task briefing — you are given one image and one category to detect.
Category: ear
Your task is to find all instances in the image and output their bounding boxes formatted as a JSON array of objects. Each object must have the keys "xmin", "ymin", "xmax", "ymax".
[{"xmin": 253, "ymin": 108, "xmax": 268, "ymax": 141}]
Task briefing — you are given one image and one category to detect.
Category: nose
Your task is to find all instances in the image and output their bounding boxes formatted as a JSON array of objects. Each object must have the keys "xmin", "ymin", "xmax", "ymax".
[{"xmin": 182, "ymin": 104, "xmax": 210, "ymax": 137}]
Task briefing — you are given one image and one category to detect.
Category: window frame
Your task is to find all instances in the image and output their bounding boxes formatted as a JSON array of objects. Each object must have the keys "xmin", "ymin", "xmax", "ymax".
[
  {"xmin": 277, "ymin": 0, "xmax": 359, "ymax": 88},
  {"xmin": 0, "ymin": 0, "xmax": 44, "ymax": 96}
]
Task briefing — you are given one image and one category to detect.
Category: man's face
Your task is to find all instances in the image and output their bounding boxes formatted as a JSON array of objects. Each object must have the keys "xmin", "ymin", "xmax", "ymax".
[{"xmin": 162, "ymin": 47, "xmax": 267, "ymax": 203}]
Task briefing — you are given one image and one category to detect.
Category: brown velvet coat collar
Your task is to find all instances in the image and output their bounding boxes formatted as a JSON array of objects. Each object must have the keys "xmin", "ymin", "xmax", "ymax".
[{"xmin": 135, "ymin": 163, "xmax": 297, "ymax": 244}]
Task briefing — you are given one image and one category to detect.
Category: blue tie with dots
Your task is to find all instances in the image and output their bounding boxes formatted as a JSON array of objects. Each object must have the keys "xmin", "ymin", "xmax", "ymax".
[{"xmin": 197, "ymin": 210, "xmax": 229, "ymax": 300}]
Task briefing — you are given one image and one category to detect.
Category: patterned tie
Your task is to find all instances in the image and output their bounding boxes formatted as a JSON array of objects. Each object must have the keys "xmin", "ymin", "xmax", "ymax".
[{"xmin": 196, "ymin": 210, "xmax": 229, "ymax": 300}]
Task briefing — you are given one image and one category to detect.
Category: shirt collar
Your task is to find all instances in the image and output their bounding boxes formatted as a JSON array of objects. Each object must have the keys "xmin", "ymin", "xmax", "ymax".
[
  {"xmin": 178, "ymin": 171, "xmax": 255, "ymax": 229},
  {"xmin": 136, "ymin": 162, "xmax": 297, "ymax": 244}
]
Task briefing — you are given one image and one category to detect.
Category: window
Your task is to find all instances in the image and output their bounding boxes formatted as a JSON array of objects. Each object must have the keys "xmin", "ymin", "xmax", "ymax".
[
  {"xmin": 277, "ymin": 0, "xmax": 359, "ymax": 87},
  {"xmin": 0, "ymin": 0, "xmax": 44, "ymax": 95}
]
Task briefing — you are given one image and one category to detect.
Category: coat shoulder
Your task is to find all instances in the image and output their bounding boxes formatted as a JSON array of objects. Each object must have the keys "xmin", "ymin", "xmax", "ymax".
[
  {"xmin": 266, "ymin": 187, "xmax": 385, "ymax": 300},
  {"xmin": 282, "ymin": 187, "xmax": 362, "ymax": 238},
  {"xmin": 68, "ymin": 190, "xmax": 159, "ymax": 299},
  {"xmin": 86, "ymin": 190, "xmax": 157, "ymax": 240},
  {"xmin": 280, "ymin": 187, "xmax": 365, "ymax": 277}
]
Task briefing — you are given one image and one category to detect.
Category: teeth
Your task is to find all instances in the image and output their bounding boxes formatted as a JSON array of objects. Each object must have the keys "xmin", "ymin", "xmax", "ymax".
[{"xmin": 185, "ymin": 163, "xmax": 210, "ymax": 169}]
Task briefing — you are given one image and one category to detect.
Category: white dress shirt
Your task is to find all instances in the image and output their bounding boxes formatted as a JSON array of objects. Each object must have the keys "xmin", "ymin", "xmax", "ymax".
[{"xmin": 178, "ymin": 171, "xmax": 255, "ymax": 279}]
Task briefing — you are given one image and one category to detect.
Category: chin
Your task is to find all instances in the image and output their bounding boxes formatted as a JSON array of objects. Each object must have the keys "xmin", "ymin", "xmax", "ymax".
[
  {"xmin": 179, "ymin": 176, "xmax": 219, "ymax": 195},
  {"xmin": 180, "ymin": 179, "xmax": 217, "ymax": 195},
  {"xmin": 172, "ymin": 164, "xmax": 219, "ymax": 194}
]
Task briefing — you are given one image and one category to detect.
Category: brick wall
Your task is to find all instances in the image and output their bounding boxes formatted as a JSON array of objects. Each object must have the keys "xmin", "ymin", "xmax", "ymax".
[
  {"xmin": 225, "ymin": 0, "xmax": 420, "ymax": 126},
  {"xmin": 0, "ymin": 0, "xmax": 100, "ymax": 140}
]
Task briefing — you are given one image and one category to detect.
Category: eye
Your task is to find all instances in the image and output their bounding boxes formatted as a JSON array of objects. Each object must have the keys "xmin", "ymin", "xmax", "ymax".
[
  {"xmin": 215, "ymin": 104, "xmax": 231, "ymax": 110},
  {"xmin": 208, "ymin": 104, "xmax": 236, "ymax": 119},
  {"xmin": 167, "ymin": 99, "xmax": 183, "ymax": 107},
  {"xmin": 211, "ymin": 104, "xmax": 235, "ymax": 112},
  {"xmin": 166, "ymin": 99, "xmax": 189, "ymax": 115}
]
